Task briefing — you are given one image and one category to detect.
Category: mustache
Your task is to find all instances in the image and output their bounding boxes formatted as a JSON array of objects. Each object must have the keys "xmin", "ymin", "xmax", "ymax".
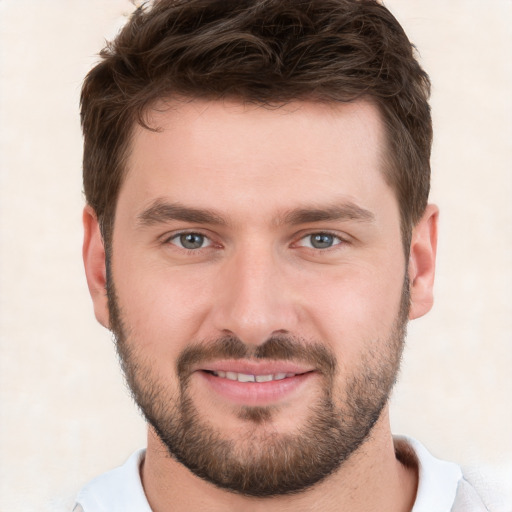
[{"xmin": 177, "ymin": 334, "xmax": 337, "ymax": 379}]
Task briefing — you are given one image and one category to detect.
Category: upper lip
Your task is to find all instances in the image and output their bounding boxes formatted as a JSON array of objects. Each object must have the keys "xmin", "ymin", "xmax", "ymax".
[{"xmin": 195, "ymin": 359, "xmax": 315, "ymax": 376}]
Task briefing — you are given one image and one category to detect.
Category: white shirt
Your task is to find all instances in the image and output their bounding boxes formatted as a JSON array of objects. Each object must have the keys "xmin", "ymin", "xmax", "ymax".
[{"xmin": 74, "ymin": 436, "xmax": 489, "ymax": 511}]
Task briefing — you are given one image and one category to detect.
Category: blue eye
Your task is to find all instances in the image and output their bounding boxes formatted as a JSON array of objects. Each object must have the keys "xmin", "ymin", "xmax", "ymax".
[
  {"xmin": 299, "ymin": 233, "xmax": 342, "ymax": 249},
  {"xmin": 171, "ymin": 233, "xmax": 211, "ymax": 250}
]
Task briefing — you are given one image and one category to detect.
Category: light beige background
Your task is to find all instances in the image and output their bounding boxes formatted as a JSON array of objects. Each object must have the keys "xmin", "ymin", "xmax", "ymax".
[{"xmin": 0, "ymin": 1, "xmax": 511, "ymax": 511}]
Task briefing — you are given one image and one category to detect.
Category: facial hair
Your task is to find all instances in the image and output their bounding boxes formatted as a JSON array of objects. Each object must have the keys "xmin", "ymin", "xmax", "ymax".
[{"xmin": 107, "ymin": 275, "xmax": 409, "ymax": 497}]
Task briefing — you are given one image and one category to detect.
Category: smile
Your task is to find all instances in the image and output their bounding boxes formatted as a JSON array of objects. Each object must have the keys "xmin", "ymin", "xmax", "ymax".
[
  {"xmin": 209, "ymin": 370, "xmax": 298, "ymax": 383},
  {"xmin": 198, "ymin": 367, "xmax": 316, "ymax": 407}
]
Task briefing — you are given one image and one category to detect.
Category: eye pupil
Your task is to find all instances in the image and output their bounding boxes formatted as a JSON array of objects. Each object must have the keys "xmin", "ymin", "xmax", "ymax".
[
  {"xmin": 311, "ymin": 233, "xmax": 334, "ymax": 249},
  {"xmin": 180, "ymin": 233, "xmax": 204, "ymax": 249}
]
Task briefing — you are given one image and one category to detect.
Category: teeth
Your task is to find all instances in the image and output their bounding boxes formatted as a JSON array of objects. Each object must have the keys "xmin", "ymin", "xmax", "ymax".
[
  {"xmin": 237, "ymin": 373, "xmax": 256, "ymax": 383},
  {"xmin": 212, "ymin": 371, "xmax": 297, "ymax": 382},
  {"xmin": 255, "ymin": 374, "xmax": 273, "ymax": 383}
]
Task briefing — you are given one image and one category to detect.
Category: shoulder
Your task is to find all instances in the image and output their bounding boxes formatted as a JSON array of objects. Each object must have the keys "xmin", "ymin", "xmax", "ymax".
[
  {"xmin": 74, "ymin": 449, "xmax": 152, "ymax": 512},
  {"xmin": 394, "ymin": 436, "xmax": 490, "ymax": 512}
]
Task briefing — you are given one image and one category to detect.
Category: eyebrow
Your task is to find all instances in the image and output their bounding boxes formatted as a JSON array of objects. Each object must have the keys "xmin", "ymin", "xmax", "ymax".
[
  {"xmin": 280, "ymin": 203, "xmax": 375, "ymax": 225},
  {"xmin": 137, "ymin": 199, "xmax": 375, "ymax": 228},
  {"xmin": 137, "ymin": 201, "xmax": 228, "ymax": 227}
]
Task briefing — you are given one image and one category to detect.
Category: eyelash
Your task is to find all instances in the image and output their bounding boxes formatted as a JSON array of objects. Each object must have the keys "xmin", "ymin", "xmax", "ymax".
[
  {"xmin": 294, "ymin": 231, "xmax": 346, "ymax": 250},
  {"xmin": 163, "ymin": 230, "xmax": 348, "ymax": 253},
  {"xmin": 164, "ymin": 231, "xmax": 215, "ymax": 251}
]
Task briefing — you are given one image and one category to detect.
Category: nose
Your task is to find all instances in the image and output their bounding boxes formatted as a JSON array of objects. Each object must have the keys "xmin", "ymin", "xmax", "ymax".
[{"xmin": 209, "ymin": 244, "xmax": 299, "ymax": 346}]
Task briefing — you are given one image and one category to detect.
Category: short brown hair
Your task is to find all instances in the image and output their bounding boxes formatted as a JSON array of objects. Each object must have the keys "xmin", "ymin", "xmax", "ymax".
[{"xmin": 81, "ymin": 0, "xmax": 431, "ymax": 248}]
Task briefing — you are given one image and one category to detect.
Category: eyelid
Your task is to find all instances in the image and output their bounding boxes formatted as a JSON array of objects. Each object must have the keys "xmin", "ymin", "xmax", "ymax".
[
  {"xmin": 159, "ymin": 228, "xmax": 349, "ymax": 251},
  {"xmin": 293, "ymin": 230, "xmax": 348, "ymax": 249},
  {"xmin": 162, "ymin": 230, "xmax": 216, "ymax": 250}
]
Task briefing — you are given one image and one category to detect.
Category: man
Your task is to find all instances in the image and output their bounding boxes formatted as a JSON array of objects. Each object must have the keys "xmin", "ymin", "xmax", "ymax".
[{"xmin": 74, "ymin": 0, "xmax": 488, "ymax": 510}]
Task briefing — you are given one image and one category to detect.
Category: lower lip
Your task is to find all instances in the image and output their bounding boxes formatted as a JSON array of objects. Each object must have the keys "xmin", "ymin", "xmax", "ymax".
[{"xmin": 197, "ymin": 371, "xmax": 316, "ymax": 406}]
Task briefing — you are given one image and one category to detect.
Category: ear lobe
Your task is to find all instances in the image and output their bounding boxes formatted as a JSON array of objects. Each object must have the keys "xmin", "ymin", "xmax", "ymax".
[
  {"xmin": 408, "ymin": 204, "xmax": 439, "ymax": 320},
  {"xmin": 82, "ymin": 205, "xmax": 110, "ymax": 328}
]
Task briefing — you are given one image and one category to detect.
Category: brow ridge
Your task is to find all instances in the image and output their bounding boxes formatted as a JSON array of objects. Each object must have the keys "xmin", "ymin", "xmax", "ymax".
[
  {"xmin": 137, "ymin": 200, "xmax": 228, "ymax": 226},
  {"xmin": 137, "ymin": 199, "xmax": 375, "ymax": 228},
  {"xmin": 280, "ymin": 203, "xmax": 375, "ymax": 225}
]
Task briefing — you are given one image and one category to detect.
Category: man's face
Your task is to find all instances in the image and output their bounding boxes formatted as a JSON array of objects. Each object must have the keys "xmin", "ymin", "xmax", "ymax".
[{"xmin": 104, "ymin": 100, "xmax": 410, "ymax": 495}]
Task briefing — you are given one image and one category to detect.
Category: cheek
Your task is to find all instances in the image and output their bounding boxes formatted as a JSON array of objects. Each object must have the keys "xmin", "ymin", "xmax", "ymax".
[
  {"xmin": 111, "ymin": 258, "xmax": 217, "ymax": 356},
  {"xmin": 298, "ymin": 262, "xmax": 405, "ymax": 356}
]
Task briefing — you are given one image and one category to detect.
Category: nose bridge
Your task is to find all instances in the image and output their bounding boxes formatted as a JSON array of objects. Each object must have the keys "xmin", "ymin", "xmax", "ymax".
[{"xmin": 211, "ymin": 240, "xmax": 297, "ymax": 345}]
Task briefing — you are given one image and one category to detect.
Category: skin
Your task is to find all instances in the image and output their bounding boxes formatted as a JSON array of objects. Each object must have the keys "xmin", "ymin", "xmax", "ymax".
[{"xmin": 83, "ymin": 99, "xmax": 438, "ymax": 511}]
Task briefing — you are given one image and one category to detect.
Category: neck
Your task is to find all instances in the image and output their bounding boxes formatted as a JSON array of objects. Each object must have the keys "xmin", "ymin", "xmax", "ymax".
[{"xmin": 141, "ymin": 408, "xmax": 418, "ymax": 512}]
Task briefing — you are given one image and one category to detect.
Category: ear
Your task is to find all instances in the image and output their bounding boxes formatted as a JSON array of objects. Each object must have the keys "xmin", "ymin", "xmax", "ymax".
[
  {"xmin": 408, "ymin": 204, "xmax": 439, "ymax": 320},
  {"xmin": 82, "ymin": 205, "xmax": 110, "ymax": 328}
]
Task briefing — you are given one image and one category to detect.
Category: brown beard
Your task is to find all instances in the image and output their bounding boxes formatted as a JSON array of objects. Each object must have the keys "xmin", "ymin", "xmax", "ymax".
[{"xmin": 107, "ymin": 273, "xmax": 409, "ymax": 497}]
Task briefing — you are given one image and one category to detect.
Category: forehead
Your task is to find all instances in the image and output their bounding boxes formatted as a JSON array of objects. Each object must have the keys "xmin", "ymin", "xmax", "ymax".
[
  {"xmin": 119, "ymin": 99, "xmax": 393, "ymax": 222},
  {"xmin": 140, "ymin": 98, "xmax": 385, "ymax": 158}
]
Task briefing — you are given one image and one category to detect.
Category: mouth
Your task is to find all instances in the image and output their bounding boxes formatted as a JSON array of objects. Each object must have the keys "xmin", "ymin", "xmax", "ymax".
[
  {"xmin": 194, "ymin": 361, "xmax": 317, "ymax": 406},
  {"xmin": 206, "ymin": 370, "xmax": 300, "ymax": 383}
]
